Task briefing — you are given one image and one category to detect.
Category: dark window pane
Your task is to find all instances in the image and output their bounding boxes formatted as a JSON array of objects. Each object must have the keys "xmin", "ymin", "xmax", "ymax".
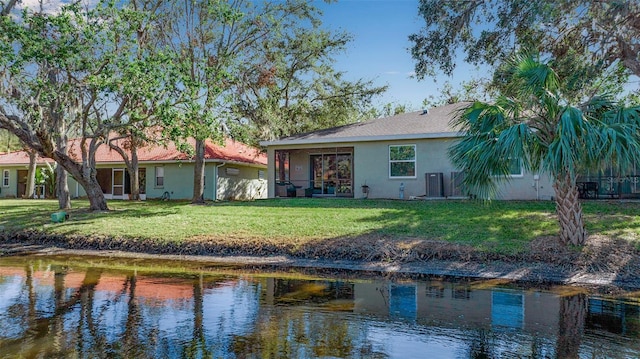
[
  {"xmin": 391, "ymin": 162, "xmax": 415, "ymax": 177},
  {"xmin": 390, "ymin": 145, "xmax": 415, "ymax": 161}
]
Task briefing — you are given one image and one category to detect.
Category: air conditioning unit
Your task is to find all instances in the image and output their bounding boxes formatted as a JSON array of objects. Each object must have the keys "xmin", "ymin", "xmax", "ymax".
[
  {"xmin": 425, "ymin": 172, "xmax": 444, "ymax": 197},
  {"xmin": 450, "ymin": 171, "xmax": 465, "ymax": 197},
  {"xmin": 226, "ymin": 167, "xmax": 240, "ymax": 176}
]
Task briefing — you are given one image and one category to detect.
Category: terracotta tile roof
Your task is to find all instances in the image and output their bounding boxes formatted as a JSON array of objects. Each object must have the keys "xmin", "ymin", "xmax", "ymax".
[{"xmin": 0, "ymin": 137, "xmax": 266, "ymax": 166}]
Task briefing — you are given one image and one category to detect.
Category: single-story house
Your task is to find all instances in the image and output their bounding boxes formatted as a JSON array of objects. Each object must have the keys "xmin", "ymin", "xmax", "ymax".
[
  {"xmin": 0, "ymin": 137, "xmax": 267, "ymax": 201},
  {"xmin": 260, "ymin": 102, "xmax": 555, "ymax": 200}
]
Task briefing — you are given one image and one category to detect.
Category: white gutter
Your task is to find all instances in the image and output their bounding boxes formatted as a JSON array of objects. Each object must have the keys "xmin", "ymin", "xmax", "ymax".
[{"xmin": 259, "ymin": 132, "xmax": 464, "ymax": 146}]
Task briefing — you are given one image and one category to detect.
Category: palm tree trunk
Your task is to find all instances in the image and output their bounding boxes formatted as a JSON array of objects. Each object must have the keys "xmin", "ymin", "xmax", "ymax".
[
  {"xmin": 556, "ymin": 293, "xmax": 587, "ymax": 359},
  {"xmin": 553, "ymin": 172, "xmax": 587, "ymax": 246}
]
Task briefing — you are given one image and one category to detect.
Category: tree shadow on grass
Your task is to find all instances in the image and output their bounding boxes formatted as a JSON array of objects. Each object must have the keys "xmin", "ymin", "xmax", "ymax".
[{"xmin": 1, "ymin": 199, "xmax": 183, "ymax": 234}]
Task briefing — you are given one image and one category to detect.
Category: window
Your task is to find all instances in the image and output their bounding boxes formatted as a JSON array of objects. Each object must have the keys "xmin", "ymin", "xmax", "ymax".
[
  {"xmin": 507, "ymin": 158, "xmax": 523, "ymax": 177},
  {"xmin": 389, "ymin": 145, "xmax": 416, "ymax": 178},
  {"xmin": 491, "ymin": 291, "xmax": 524, "ymax": 329},
  {"xmin": 2, "ymin": 169, "xmax": 8, "ymax": 187},
  {"xmin": 155, "ymin": 166, "xmax": 164, "ymax": 187}
]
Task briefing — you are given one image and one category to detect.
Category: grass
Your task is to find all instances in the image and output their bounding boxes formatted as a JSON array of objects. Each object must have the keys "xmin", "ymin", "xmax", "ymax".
[{"xmin": 1, "ymin": 198, "xmax": 639, "ymax": 255}]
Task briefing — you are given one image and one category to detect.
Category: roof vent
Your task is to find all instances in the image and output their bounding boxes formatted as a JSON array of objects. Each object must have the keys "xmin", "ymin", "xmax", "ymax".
[{"xmin": 421, "ymin": 109, "xmax": 428, "ymax": 115}]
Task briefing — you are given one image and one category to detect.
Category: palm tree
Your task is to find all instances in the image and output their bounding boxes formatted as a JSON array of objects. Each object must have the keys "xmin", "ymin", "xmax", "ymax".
[{"xmin": 449, "ymin": 54, "xmax": 640, "ymax": 246}]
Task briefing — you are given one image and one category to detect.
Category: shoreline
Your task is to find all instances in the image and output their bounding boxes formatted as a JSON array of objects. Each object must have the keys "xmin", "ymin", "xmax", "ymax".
[{"xmin": 2, "ymin": 230, "xmax": 639, "ymax": 292}]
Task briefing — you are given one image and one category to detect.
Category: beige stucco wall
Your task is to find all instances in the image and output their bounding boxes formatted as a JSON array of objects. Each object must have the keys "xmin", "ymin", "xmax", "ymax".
[{"xmin": 266, "ymin": 138, "xmax": 555, "ymax": 201}]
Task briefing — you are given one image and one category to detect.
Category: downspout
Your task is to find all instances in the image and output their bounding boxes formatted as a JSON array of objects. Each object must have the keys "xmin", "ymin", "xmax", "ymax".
[{"xmin": 214, "ymin": 162, "xmax": 225, "ymax": 201}]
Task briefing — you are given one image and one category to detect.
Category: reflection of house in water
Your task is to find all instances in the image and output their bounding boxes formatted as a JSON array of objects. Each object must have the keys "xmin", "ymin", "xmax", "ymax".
[
  {"xmin": 588, "ymin": 298, "xmax": 640, "ymax": 336},
  {"xmin": 352, "ymin": 280, "xmax": 561, "ymax": 335}
]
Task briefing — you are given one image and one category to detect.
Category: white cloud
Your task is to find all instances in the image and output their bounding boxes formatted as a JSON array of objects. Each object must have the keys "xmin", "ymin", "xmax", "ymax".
[
  {"xmin": 17, "ymin": 0, "xmax": 65, "ymax": 14},
  {"xmin": 16, "ymin": 0, "xmax": 97, "ymax": 15}
]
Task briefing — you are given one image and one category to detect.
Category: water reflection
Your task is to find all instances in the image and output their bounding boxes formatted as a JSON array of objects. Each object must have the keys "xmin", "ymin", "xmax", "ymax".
[{"xmin": 0, "ymin": 258, "xmax": 639, "ymax": 358}]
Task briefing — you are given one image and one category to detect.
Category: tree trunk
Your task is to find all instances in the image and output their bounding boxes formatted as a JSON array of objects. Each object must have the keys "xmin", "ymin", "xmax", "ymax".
[
  {"xmin": 56, "ymin": 165, "xmax": 71, "ymax": 209},
  {"xmin": 128, "ymin": 144, "xmax": 140, "ymax": 200},
  {"xmin": 55, "ymin": 152, "xmax": 108, "ymax": 211},
  {"xmin": 56, "ymin": 134, "xmax": 71, "ymax": 209},
  {"xmin": 109, "ymin": 136, "xmax": 140, "ymax": 200},
  {"xmin": 192, "ymin": 138, "xmax": 206, "ymax": 204},
  {"xmin": 556, "ymin": 293, "xmax": 587, "ymax": 359},
  {"xmin": 25, "ymin": 150, "xmax": 37, "ymax": 198},
  {"xmin": 553, "ymin": 172, "xmax": 587, "ymax": 246},
  {"xmin": 83, "ymin": 168, "xmax": 108, "ymax": 211}
]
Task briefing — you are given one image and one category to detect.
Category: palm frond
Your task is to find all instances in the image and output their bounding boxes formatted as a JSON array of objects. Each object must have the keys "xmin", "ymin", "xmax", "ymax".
[{"xmin": 449, "ymin": 101, "xmax": 536, "ymax": 200}]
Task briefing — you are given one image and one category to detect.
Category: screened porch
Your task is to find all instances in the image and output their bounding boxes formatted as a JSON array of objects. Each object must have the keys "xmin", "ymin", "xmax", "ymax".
[{"xmin": 274, "ymin": 147, "xmax": 354, "ymax": 198}]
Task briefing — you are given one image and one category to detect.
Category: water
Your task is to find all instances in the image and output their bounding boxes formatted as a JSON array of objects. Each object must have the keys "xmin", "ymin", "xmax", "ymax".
[{"xmin": 0, "ymin": 255, "xmax": 639, "ymax": 358}]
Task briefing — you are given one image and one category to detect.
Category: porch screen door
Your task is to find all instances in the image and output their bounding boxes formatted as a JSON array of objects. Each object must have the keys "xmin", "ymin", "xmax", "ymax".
[{"xmin": 112, "ymin": 169, "xmax": 125, "ymax": 196}]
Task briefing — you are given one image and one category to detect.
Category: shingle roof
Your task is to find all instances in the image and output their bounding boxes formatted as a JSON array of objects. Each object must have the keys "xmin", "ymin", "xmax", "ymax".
[
  {"xmin": 261, "ymin": 102, "xmax": 468, "ymax": 146},
  {"xmin": 0, "ymin": 137, "xmax": 266, "ymax": 166}
]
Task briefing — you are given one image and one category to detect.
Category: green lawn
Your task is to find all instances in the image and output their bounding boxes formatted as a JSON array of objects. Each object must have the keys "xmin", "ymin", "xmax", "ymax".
[{"xmin": 1, "ymin": 198, "xmax": 639, "ymax": 255}]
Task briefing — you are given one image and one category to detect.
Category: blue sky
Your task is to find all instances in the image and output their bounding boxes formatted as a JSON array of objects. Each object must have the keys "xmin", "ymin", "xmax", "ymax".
[
  {"xmin": 316, "ymin": 0, "xmax": 481, "ymax": 111},
  {"xmin": 316, "ymin": 0, "xmax": 639, "ymax": 111}
]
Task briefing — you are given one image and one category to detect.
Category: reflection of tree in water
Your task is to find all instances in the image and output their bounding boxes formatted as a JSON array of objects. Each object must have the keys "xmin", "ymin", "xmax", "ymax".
[
  {"xmin": 231, "ymin": 278, "xmax": 387, "ymax": 358},
  {"xmin": 182, "ymin": 274, "xmax": 213, "ymax": 359},
  {"xmin": 120, "ymin": 274, "xmax": 147, "ymax": 358},
  {"xmin": 0, "ymin": 266, "xmax": 104, "ymax": 357},
  {"xmin": 231, "ymin": 308, "xmax": 387, "ymax": 358},
  {"xmin": 556, "ymin": 293, "xmax": 587, "ymax": 359},
  {"xmin": 468, "ymin": 329, "xmax": 494, "ymax": 359}
]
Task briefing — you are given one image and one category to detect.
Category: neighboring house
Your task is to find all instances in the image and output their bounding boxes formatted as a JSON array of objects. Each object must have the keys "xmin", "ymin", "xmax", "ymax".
[
  {"xmin": 260, "ymin": 102, "xmax": 556, "ymax": 200},
  {"xmin": 0, "ymin": 137, "xmax": 267, "ymax": 201}
]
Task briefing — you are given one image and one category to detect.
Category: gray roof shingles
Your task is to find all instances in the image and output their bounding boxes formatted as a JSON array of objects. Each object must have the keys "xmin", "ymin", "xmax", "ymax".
[{"xmin": 263, "ymin": 102, "xmax": 467, "ymax": 145}]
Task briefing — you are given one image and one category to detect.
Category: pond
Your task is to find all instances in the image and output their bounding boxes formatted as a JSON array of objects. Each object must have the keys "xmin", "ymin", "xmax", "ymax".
[{"xmin": 0, "ymin": 255, "xmax": 639, "ymax": 358}]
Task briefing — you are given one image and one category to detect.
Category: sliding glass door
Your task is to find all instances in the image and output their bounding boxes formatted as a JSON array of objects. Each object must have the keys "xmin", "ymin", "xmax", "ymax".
[{"xmin": 310, "ymin": 152, "xmax": 352, "ymax": 197}]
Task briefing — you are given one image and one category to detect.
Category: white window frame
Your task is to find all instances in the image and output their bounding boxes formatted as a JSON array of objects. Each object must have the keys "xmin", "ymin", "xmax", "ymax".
[
  {"xmin": 507, "ymin": 157, "xmax": 524, "ymax": 178},
  {"xmin": 155, "ymin": 166, "xmax": 164, "ymax": 188},
  {"xmin": 2, "ymin": 169, "xmax": 9, "ymax": 187},
  {"xmin": 389, "ymin": 144, "xmax": 417, "ymax": 179}
]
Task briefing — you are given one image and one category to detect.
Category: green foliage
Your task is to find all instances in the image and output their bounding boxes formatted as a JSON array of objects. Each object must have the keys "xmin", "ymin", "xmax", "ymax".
[
  {"xmin": 449, "ymin": 55, "xmax": 640, "ymax": 201},
  {"xmin": 0, "ymin": 129, "xmax": 20, "ymax": 153},
  {"xmin": 230, "ymin": 5, "xmax": 386, "ymax": 145},
  {"xmin": 34, "ymin": 162, "xmax": 57, "ymax": 197},
  {"xmin": 422, "ymin": 77, "xmax": 495, "ymax": 108},
  {"xmin": 0, "ymin": 0, "xmax": 177, "ymax": 210},
  {"xmin": 410, "ymin": 0, "xmax": 639, "ymax": 95}
]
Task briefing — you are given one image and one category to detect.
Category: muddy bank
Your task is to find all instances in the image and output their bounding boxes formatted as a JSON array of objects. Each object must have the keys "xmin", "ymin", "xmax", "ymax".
[{"xmin": 1, "ymin": 229, "xmax": 639, "ymax": 290}]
